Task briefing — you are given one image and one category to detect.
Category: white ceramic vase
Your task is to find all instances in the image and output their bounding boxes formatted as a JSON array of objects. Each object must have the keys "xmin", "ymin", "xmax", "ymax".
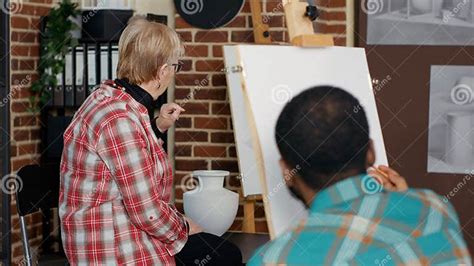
[{"xmin": 183, "ymin": 170, "xmax": 239, "ymax": 236}]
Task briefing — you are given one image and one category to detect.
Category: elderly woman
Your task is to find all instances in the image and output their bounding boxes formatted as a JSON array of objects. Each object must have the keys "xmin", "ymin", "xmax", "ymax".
[{"xmin": 59, "ymin": 16, "xmax": 242, "ymax": 265}]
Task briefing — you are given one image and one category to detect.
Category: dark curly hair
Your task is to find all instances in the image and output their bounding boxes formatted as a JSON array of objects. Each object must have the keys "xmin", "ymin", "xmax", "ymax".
[{"xmin": 275, "ymin": 86, "xmax": 370, "ymax": 190}]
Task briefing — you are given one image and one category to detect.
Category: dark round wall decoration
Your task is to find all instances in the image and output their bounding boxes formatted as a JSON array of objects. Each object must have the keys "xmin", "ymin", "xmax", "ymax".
[{"xmin": 174, "ymin": 0, "xmax": 245, "ymax": 29}]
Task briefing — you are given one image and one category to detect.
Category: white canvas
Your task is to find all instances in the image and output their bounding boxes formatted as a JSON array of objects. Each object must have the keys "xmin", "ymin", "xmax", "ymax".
[{"xmin": 224, "ymin": 44, "xmax": 388, "ymax": 237}]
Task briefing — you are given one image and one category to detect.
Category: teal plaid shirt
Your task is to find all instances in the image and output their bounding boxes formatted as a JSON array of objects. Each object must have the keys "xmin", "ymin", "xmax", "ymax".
[{"xmin": 248, "ymin": 174, "xmax": 472, "ymax": 265}]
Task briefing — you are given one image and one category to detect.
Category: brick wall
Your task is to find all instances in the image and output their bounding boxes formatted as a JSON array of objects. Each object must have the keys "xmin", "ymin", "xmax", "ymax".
[
  {"xmin": 173, "ymin": 0, "xmax": 349, "ymax": 233},
  {"xmin": 9, "ymin": 0, "xmax": 54, "ymax": 264},
  {"xmin": 4, "ymin": 0, "xmax": 348, "ymax": 263}
]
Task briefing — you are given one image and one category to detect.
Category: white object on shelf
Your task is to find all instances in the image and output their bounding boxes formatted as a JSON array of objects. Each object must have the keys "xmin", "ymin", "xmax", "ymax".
[{"xmin": 183, "ymin": 170, "xmax": 239, "ymax": 236}]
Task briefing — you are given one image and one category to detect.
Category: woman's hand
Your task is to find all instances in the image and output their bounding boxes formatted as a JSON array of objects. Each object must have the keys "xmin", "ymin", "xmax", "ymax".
[
  {"xmin": 185, "ymin": 216, "xmax": 203, "ymax": 236},
  {"xmin": 155, "ymin": 103, "xmax": 185, "ymax": 132},
  {"xmin": 368, "ymin": 165, "xmax": 408, "ymax": 192}
]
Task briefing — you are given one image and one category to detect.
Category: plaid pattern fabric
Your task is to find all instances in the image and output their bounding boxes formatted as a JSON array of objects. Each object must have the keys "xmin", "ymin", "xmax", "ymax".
[
  {"xmin": 249, "ymin": 174, "xmax": 472, "ymax": 266},
  {"xmin": 59, "ymin": 82, "xmax": 188, "ymax": 265}
]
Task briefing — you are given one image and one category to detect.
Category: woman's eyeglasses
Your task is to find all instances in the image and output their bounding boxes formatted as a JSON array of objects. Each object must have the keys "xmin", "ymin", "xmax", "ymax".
[{"xmin": 171, "ymin": 62, "xmax": 183, "ymax": 73}]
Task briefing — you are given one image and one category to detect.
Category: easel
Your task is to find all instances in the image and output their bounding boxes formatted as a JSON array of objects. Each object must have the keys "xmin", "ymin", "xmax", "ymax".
[{"xmin": 241, "ymin": 0, "xmax": 334, "ymax": 234}]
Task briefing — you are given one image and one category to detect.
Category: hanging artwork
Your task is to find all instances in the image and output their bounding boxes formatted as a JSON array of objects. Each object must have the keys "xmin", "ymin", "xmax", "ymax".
[
  {"xmin": 365, "ymin": 0, "xmax": 474, "ymax": 45},
  {"xmin": 427, "ymin": 65, "xmax": 474, "ymax": 174}
]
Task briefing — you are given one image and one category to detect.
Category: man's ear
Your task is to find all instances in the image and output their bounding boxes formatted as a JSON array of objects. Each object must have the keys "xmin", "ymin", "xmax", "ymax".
[
  {"xmin": 279, "ymin": 159, "xmax": 293, "ymax": 186},
  {"xmin": 366, "ymin": 139, "xmax": 376, "ymax": 168}
]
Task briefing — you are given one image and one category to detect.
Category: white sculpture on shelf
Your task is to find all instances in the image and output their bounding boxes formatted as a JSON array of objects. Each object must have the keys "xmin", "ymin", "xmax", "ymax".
[{"xmin": 183, "ymin": 170, "xmax": 239, "ymax": 236}]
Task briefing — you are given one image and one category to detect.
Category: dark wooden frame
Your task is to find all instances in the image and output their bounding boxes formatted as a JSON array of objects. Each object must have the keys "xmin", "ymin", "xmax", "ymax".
[{"xmin": 0, "ymin": 1, "xmax": 11, "ymax": 265}]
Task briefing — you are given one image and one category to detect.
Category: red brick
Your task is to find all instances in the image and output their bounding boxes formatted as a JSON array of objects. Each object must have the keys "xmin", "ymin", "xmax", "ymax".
[
  {"xmin": 226, "ymin": 16, "xmax": 246, "ymax": 27},
  {"xmin": 211, "ymin": 132, "xmax": 235, "ymax": 143},
  {"xmin": 266, "ymin": 1, "xmax": 285, "ymax": 13},
  {"xmin": 335, "ymin": 37, "xmax": 347, "ymax": 46},
  {"xmin": 195, "ymin": 117, "xmax": 227, "ymax": 130},
  {"xmin": 175, "ymin": 117, "xmax": 192, "ymax": 128},
  {"xmin": 185, "ymin": 45, "xmax": 208, "ymax": 57},
  {"xmin": 195, "ymin": 31, "xmax": 228, "ymax": 43},
  {"xmin": 212, "ymin": 45, "xmax": 223, "ymax": 57},
  {"xmin": 265, "ymin": 15, "xmax": 284, "ymax": 28},
  {"xmin": 14, "ymin": 116, "xmax": 37, "ymax": 127},
  {"xmin": 175, "ymin": 159, "xmax": 208, "ymax": 171},
  {"xmin": 175, "ymin": 130, "xmax": 208, "ymax": 142},
  {"xmin": 175, "ymin": 74, "xmax": 210, "ymax": 86},
  {"xmin": 175, "ymin": 16, "xmax": 192, "ymax": 29},
  {"xmin": 11, "ymin": 31, "xmax": 36, "ymax": 42},
  {"xmin": 212, "ymin": 74, "xmax": 226, "ymax": 86},
  {"xmin": 180, "ymin": 59, "xmax": 192, "ymax": 72},
  {"xmin": 30, "ymin": 129, "xmax": 41, "ymax": 140},
  {"xmin": 29, "ymin": 17, "xmax": 42, "ymax": 31},
  {"xmin": 315, "ymin": 0, "xmax": 345, "ymax": 8},
  {"xmin": 195, "ymin": 60, "xmax": 224, "ymax": 72},
  {"xmin": 177, "ymin": 31, "xmax": 193, "ymax": 42},
  {"xmin": 175, "ymin": 88, "xmax": 191, "ymax": 99},
  {"xmin": 175, "ymin": 145, "xmax": 192, "ymax": 157},
  {"xmin": 181, "ymin": 102, "xmax": 209, "ymax": 115},
  {"xmin": 194, "ymin": 88, "xmax": 227, "ymax": 101},
  {"xmin": 269, "ymin": 31, "xmax": 285, "ymax": 42},
  {"xmin": 211, "ymin": 103, "xmax": 231, "ymax": 115},
  {"xmin": 211, "ymin": 160, "xmax": 239, "ymax": 172},
  {"xmin": 11, "ymin": 158, "xmax": 37, "ymax": 171},
  {"xmin": 194, "ymin": 145, "xmax": 227, "ymax": 157},
  {"xmin": 11, "ymin": 17, "xmax": 29, "ymax": 29},
  {"xmin": 231, "ymin": 30, "xmax": 254, "ymax": 43},
  {"xmin": 315, "ymin": 23, "xmax": 347, "ymax": 34},
  {"xmin": 11, "ymin": 102, "xmax": 29, "ymax": 112},
  {"xmin": 228, "ymin": 146, "xmax": 237, "ymax": 157},
  {"xmin": 319, "ymin": 11, "xmax": 346, "ymax": 21},
  {"xmin": 241, "ymin": 1, "xmax": 251, "ymax": 12},
  {"xmin": 19, "ymin": 4, "xmax": 51, "ymax": 16},
  {"xmin": 18, "ymin": 143, "xmax": 37, "ymax": 156},
  {"xmin": 13, "ymin": 130, "xmax": 30, "ymax": 141},
  {"xmin": 11, "ymin": 45, "xmax": 29, "ymax": 56},
  {"xmin": 29, "ymin": 46, "xmax": 40, "ymax": 57},
  {"xmin": 18, "ymin": 59, "xmax": 36, "ymax": 71},
  {"xmin": 256, "ymin": 220, "xmax": 269, "ymax": 233}
]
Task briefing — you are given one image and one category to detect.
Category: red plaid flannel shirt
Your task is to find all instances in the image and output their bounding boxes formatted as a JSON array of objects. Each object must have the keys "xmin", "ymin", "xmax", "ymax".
[{"xmin": 59, "ymin": 81, "xmax": 188, "ymax": 265}]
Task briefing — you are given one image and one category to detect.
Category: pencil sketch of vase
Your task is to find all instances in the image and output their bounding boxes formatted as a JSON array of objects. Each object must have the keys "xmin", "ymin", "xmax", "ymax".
[
  {"xmin": 183, "ymin": 170, "xmax": 239, "ymax": 236},
  {"xmin": 428, "ymin": 66, "xmax": 474, "ymax": 174}
]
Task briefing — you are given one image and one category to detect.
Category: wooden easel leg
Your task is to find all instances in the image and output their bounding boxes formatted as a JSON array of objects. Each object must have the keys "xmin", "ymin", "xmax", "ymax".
[{"xmin": 242, "ymin": 198, "xmax": 256, "ymax": 233}]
